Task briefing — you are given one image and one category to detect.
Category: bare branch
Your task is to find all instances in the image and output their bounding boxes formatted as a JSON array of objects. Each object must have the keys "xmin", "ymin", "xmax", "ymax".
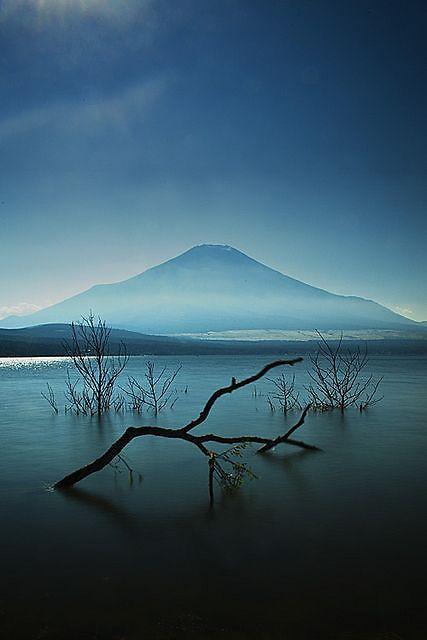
[
  {"xmin": 63, "ymin": 313, "xmax": 129, "ymax": 415},
  {"xmin": 305, "ymin": 332, "xmax": 382, "ymax": 412},
  {"xmin": 54, "ymin": 358, "xmax": 319, "ymax": 495},
  {"xmin": 41, "ymin": 383, "xmax": 58, "ymax": 414},
  {"xmin": 181, "ymin": 358, "xmax": 302, "ymax": 433},
  {"xmin": 257, "ymin": 405, "xmax": 311, "ymax": 453},
  {"xmin": 266, "ymin": 372, "xmax": 302, "ymax": 413}
]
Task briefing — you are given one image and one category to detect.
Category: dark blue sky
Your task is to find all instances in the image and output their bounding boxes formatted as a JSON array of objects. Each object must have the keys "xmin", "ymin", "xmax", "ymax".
[{"xmin": 0, "ymin": 0, "xmax": 426, "ymax": 320}]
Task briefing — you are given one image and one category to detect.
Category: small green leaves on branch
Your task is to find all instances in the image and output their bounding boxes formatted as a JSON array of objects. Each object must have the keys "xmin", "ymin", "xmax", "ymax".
[{"xmin": 209, "ymin": 443, "xmax": 258, "ymax": 494}]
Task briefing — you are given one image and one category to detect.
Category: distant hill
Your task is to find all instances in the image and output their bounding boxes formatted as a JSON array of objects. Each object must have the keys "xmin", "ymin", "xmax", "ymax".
[
  {"xmin": 0, "ymin": 324, "xmax": 426, "ymax": 358},
  {"xmin": 0, "ymin": 324, "xmax": 202, "ymax": 357},
  {"xmin": 0, "ymin": 244, "xmax": 420, "ymax": 333}
]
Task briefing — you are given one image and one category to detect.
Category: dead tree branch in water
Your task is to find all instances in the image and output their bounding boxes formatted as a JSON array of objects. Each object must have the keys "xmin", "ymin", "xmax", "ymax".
[
  {"xmin": 122, "ymin": 361, "xmax": 181, "ymax": 414},
  {"xmin": 358, "ymin": 376, "xmax": 384, "ymax": 411},
  {"xmin": 266, "ymin": 372, "xmax": 302, "ymax": 413},
  {"xmin": 41, "ymin": 383, "xmax": 58, "ymax": 414},
  {"xmin": 64, "ymin": 313, "xmax": 129, "ymax": 416},
  {"xmin": 305, "ymin": 331, "xmax": 383, "ymax": 412},
  {"xmin": 54, "ymin": 358, "xmax": 320, "ymax": 501}
]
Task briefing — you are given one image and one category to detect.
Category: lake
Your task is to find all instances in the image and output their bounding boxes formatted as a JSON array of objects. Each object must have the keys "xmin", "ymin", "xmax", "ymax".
[{"xmin": 1, "ymin": 353, "xmax": 426, "ymax": 639}]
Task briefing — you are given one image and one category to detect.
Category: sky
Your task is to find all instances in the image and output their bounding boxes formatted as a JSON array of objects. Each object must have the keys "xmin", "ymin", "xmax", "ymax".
[{"xmin": 0, "ymin": 0, "xmax": 426, "ymax": 321}]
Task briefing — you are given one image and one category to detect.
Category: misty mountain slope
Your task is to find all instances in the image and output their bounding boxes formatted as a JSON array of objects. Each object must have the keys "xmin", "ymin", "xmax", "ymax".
[{"xmin": 0, "ymin": 244, "xmax": 417, "ymax": 332}]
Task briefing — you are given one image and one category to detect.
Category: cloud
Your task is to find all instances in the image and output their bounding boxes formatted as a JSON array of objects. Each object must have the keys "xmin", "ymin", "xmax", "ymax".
[
  {"xmin": 0, "ymin": 0, "xmax": 154, "ymax": 27},
  {"xmin": 391, "ymin": 305, "xmax": 415, "ymax": 319},
  {"xmin": 0, "ymin": 77, "xmax": 167, "ymax": 141},
  {"xmin": 0, "ymin": 302, "xmax": 41, "ymax": 319}
]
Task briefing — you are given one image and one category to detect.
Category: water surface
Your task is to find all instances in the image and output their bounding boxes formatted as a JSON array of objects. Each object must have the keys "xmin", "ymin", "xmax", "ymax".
[{"xmin": 1, "ymin": 354, "xmax": 426, "ymax": 639}]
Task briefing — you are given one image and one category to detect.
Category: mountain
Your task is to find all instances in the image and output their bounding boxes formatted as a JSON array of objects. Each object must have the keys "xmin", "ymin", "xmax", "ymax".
[{"xmin": 0, "ymin": 244, "xmax": 419, "ymax": 332}]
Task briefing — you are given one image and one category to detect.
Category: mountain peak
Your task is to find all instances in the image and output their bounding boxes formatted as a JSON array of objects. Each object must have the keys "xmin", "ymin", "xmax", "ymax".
[
  {"xmin": 173, "ymin": 243, "xmax": 252, "ymax": 263},
  {"xmin": 195, "ymin": 244, "xmax": 233, "ymax": 249},
  {"xmin": 185, "ymin": 243, "xmax": 239, "ymax": 254}
]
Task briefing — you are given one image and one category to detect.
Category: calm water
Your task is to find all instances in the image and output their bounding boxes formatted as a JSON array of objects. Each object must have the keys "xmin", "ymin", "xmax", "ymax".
[{"xmin": 1, "ymin": 354, "xmax": 426, "ymax": 639}]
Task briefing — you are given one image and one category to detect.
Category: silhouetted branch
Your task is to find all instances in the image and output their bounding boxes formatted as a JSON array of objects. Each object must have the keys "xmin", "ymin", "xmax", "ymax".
[
  {"xmin": 257, "ymin": 404, "xmax": 311, "ymax": 453},
  {"xmin": 181, "ymin": 358, "xmax": 302, "ymax": 433},
  {"xmin": 54, "ymin": 358, "xmax": 320, "ymax": 500}
]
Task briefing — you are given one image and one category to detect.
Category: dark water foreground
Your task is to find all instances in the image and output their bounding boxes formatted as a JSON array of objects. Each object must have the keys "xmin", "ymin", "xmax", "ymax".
[{"xmin": 1, "ymin": 354, "xmax": 426, "ymax": 639}]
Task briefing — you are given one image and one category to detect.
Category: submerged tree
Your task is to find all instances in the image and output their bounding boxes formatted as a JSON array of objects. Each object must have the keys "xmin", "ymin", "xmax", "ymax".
[
  {"xmin": 54, "ymin": 358, "xmax": 319, "ymax": 503},
  {"xmin": 306, "ymin": 331, "xmax": 383, "ymax": 412},
  {"xmin": 266, "ymin": 372, "xmax": 302, "ymax": 413},
  {"xmin": 123, "ymin": 361, "xmax": 181, "ymax": 415},
  {"xmin": 64, "ymin": 313, "xmax": 129, "ymax": 416},
  {"xmin": 41, "ymin": 382, "xmax": 58, "ymax": 414},
  {"xmin": 41, "ymin": 314, "xmax": 183, "ymax": 417}
]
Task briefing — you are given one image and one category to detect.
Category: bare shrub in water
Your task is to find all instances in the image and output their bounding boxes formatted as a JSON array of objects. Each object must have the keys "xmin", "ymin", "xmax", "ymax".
[
  {"xmin": 266, "ymin": 372, "xmax": 302, "ymax": 413},
  {"xmin": 123, "ymin": 361, "xmax": 181, "ymax": 415},
  {"xmin": 41, "ymin": 382, "xmax": 59, "ymax": 414},
  {"xmin": 64, "ymin": 313, "xmax": 129, "ymax": 416},
  {"xmin": 306, "ymin": 331, "xmax": 383, "ymax": 412}
]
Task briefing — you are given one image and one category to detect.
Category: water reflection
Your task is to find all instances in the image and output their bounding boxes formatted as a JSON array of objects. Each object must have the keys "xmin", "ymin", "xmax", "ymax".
[
  {"xmin": 262, "ymin": 448, "xmax": 318, "ymax": 492},
  {"xmin": 59, "ymin": 486, "xmax": 142, "ymax": 536},
  {"xmin": 0, "ymin": 356, "xmax": 73, "ymax": 369}
]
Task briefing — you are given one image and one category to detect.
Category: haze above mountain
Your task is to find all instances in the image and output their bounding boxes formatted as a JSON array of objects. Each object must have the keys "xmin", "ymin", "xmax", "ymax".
[{"xmin": 1, "ymin": 245, "xmax": 418, "ymax": 333}]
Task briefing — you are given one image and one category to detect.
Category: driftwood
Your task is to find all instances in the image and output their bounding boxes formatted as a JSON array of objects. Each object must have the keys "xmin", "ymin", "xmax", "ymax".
[{"xmin": 54, "ymin": 358, "xmax": 321, "ymax": 501}]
